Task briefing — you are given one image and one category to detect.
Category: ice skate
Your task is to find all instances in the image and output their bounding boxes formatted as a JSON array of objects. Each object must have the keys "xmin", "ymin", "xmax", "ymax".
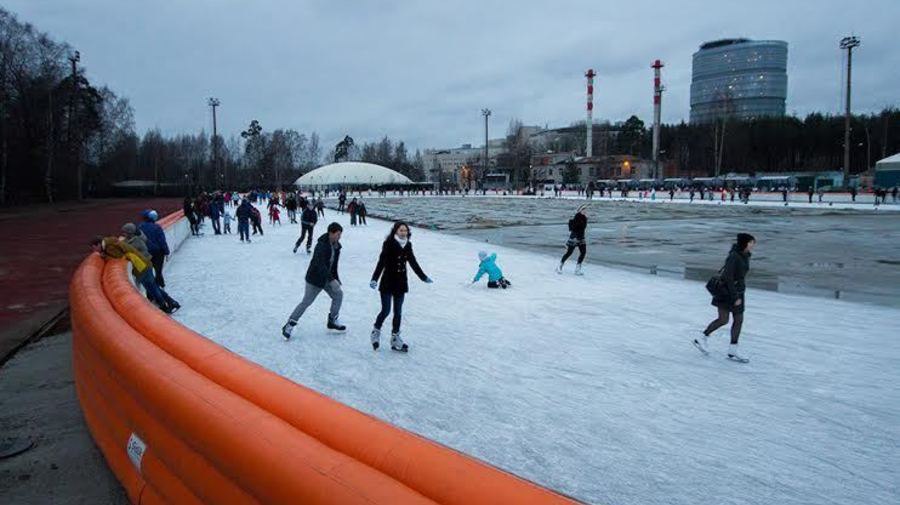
[
  {"xmin": 390, "ymin": 332, "xmax": 408, "ymax": 353},
  {"xmin": 327, "ymin": 315, "xmax": 346, "ymax": 332},
  {"xmin": 556, "ymin": 263, "xmax": 563, "ymax": 274},
  {"xmin": 574, "ymin": 263, "xmax": 584, "ymax": 276},
  {"xmin": 727, "ymin": 344, "xmax": 749, "ymax": 363},
  {"xmin": 692, "ymin": 333, "xmax": 709, "ymax": 355},
  {"xmin": 370, "ymin": 328, "xmax": 381, "ymax": 350},
  {"xmin": 281, "ymin": 321, "xmax": 296, "ymax": 341}
]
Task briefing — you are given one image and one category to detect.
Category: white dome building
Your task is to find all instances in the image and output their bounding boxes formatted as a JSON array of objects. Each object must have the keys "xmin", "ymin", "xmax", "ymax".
[{"xmin": 294, "ymin": 162, "xmax": 412, "ymax": 188}]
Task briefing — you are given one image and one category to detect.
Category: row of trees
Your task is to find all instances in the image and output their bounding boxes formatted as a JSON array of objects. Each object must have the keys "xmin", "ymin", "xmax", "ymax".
[
  {"xmin": 0, "ymin": 7, "xmax": 429, "ymax": 205},
  {"xmin": 536, "ymin": 110, "xmax": 898, "ymax": 178},
  {"xmin": 335, "ymin": 136, "xmax": 427, "ymax": 182}
]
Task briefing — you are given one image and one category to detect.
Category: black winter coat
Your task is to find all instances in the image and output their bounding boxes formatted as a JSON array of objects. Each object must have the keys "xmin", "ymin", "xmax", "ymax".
[
  {"xmin": 712, "ymin": 244, "xmax": 750, "ymax": 307},
  {"xmin": 305, "ymin": 234, "xmax": 341, "ymax": 288},
  {"xmin": 372, "ymin": 238, "xmax": 427, "ymax": 294},
  {"xmin": 568, "ymin": 213, "xmax": 587, "ymax": 240},
  {"xmin": 301, "ymin": 207, "xmax": 318, "ymax": 226}
]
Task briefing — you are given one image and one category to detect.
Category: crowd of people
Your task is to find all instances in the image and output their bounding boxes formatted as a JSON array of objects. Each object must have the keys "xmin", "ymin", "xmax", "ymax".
[{"xmin": 91, "ymin": 184, "xmax": 761, "ymax": 363}]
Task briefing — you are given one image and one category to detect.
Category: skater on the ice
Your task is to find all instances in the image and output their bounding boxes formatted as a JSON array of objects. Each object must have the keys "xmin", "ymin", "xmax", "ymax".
[
  {"xmin": 269, "ymin": 202, "xmax": 282, "ymax": 225},
  {"xmin": 222, "ymin": 208, "xmax": 233, "ymax": 234},
  {"xmin": 293, "ymin": 201, "xmax": 318, "ymax": 254},
  {"xmin": 557, "ymin": 204, "xmax": 589, "ymax": 275},
  {"xmin": 357, "ymin": 200, "xmax": 368, "ymax": 225},
  {"xmin": 209, "ymin": 198, "xmax": 222, "ymax": 235},
  {"xmin": 807, "ymin": 187, "xmax": 814, "ymax": 203},
  {"xmin": 183, "ymin": 196, "xmax": 200, "ymax": 236},
  {"xmin": 281, "ymin": 222, "xmax": 346, "ymax": 340},
  {"xmin": 285, "ymin": 194, "xmax": 298, "ymax": 223},
  {"xmin": 348, "ymin": 197, "xmax": 358, "ymax": 226},
  {"xmin": 316, "ymin": 198, "xmax": 325, "ymax": 218},
  {"xmin": 250, "ymin": 205, "xmax": 264, "ymax": 235},
  {"xmin": 850, "ymin": 186, "xmax": 857, "ymax": 202},
  {"xmin": 694, "ymin": 232, "xmax": 756, "ymax": 363},
  {"xmin": 139, "ymin": 210, "xmax": 170, "ymax": 288},
  {"xmin": 338, "ymin": 191, "xmax": 347, "ymax": 213},
  {"xmin": 236, "ymin": 199, "xmax": 252, "ymax": 242},
  {"xmin": 472, "ymin": 251, "xmax": 511, "ymax": 289},
  {"xmin": 689, "ymin": 189, "xmax": 695, "ymax": 202},
  {"xmin": 369, "ymin": 222, "xmax": 433, "ymax": 352}
]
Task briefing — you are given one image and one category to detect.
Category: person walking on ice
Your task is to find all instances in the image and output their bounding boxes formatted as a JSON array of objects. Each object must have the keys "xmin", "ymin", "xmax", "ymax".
[
  {"xmin": 472, "ymin": 251, "xmax": 511, "ymax": 288},
  {"xmin": 369, "ymin": 222, "xmax": 433, "ymax": 352},
  {"xmin": 281, "ymin": 222, "xmax": 347, "ymax": 340},
  {"xmin": 694, "ymin": 233, "xmax": 756, "ymax": 363},
  {"xmin": 557, "ymin": 204, "xmax": 589, "ymax": 275}
]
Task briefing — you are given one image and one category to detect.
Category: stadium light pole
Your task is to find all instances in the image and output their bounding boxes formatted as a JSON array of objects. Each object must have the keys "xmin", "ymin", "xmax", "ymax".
[
  {"xmin": 208, "ymin": 97, "xmax": 221, "ymax": 189},
  {"xmin": 481, "ymin": 109, "xmax": 491, "ymax": 190},
  {"xmin": 840, "ymin": 35, "xmax": 860, "ymax": 187}
]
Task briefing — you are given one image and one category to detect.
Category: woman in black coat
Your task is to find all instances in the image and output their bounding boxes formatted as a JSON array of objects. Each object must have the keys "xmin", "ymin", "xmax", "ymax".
[
  {"xmin": 694, "ymin": 233, "xmax": 755, "ymax": 363},
  {"xmin": 369, "ymin": 222, "xmax": 432, "ymax": 352},
  {"xmin": 557, "ymin": 204, "xmax": 589, "ymax": 275}
]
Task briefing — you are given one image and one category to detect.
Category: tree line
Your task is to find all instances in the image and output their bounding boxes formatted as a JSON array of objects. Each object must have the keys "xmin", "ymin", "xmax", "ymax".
[{"xmin": 0, "ymin": 8, "xmax": 426, "ymax": 205}]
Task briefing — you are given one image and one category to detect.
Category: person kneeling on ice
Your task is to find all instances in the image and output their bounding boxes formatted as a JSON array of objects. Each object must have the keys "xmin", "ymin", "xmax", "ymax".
[
  {"xmin": 281, "ymin": 222, "xmax": 346, "ymax": 340},
  {"xmin": 369, "ymin": 222, "xmax": 433, "ymax": 352},
  {"xmin": 694, "ymin": 232, "xmax": 756, "ymax": 363},
  {"xmin": 472, "ymin": 251, "xmax": 511, "ymax": 289}
]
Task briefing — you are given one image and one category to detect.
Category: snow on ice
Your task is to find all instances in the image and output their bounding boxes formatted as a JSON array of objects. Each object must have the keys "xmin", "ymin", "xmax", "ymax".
[{"xmin": 164, "ymin": 203, "xmax": 900, "ymax": 505}]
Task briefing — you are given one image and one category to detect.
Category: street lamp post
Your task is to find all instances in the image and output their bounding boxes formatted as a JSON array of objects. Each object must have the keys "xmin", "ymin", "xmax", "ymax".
[
  {"xmin": 68, "ymin": 50, "xmax": 82, "ymax": 199},
  {"xmin": 840, "ymin": 35, "xmax": 860, "ymax": 186}
]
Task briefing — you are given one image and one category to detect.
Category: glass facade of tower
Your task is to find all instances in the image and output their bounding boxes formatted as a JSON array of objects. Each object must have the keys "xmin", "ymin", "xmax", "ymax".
[{"xmin": 690, "ymin": 39, "xmax": 788, "ymax": 124}]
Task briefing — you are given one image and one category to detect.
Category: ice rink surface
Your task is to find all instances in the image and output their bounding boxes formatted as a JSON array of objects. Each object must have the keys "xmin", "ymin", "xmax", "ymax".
[{"xmin": 166, "ymin": 204, "xmax": 899, "ymax": 505}]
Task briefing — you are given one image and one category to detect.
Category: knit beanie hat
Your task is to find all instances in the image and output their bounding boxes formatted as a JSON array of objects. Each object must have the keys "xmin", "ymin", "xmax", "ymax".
[
  {"xmin": 121, "ymin": 223, "xmax": 137, "ymax": 236},
  {"xmin": 478, "ymin": 251, "xmax": 488, "ymax": 261}
]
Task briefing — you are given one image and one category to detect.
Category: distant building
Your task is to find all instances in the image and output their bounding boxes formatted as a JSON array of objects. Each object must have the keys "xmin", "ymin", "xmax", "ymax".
[
  {"xmin": 423, "ymin": 142, "xmax": 506, "ymax": 188},
  {"xmin": 690, "ymin": 38, "xmax": 788, "ymax": 124},
  {"xmin": 530, "ymin": 153, "xmax": 651, "ymax": 186}
]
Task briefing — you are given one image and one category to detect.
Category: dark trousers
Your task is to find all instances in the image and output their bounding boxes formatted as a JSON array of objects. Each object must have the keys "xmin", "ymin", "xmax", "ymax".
[
  {"xmin": 238, "ymin": 219, "xmax": 250, "ymax": 241},
  {"xmin": 317, "ymin": 208, "xmax": 325, "ymax": 217},
  {"xmin": 487, "ymin": 277, "xmax": 511, "ymax": 289},
  {"xmin": 252, "ymin": 221, "xmax": 263, "ymax": 235},
  {"xmin": 295, "ymin": 224, "xmax": 314, "ymax": 251},
  {"xmin": 561, "ymin": 243, "xmax": 587, "ymax": 264},
  {"xmin": 374, "ymin": 292, "xmax": 405, "ymax": 334},
  {"xmin": 151, "ymin": 253, "xmax": 166, "ymax": 288},
  {"xmin": 338, "ymin": 202, "xmax": 345, "ymax": 213},
  {"xmin": 359, "ymin": 214, "xmax": 367, "ymax": 225},
  {"xmin": 211, "ymin": 217, "xmax": 221, "ymax": 234},
  {"xmin": 138, "ymin": 271, "xmax": 177, "ymax": 311}
]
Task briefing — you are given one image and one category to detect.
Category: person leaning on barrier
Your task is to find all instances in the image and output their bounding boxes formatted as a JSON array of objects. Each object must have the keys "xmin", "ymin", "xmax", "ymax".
[{"xmin": 89, "ymin": 235, "xmax": 181, "ymax": 314}]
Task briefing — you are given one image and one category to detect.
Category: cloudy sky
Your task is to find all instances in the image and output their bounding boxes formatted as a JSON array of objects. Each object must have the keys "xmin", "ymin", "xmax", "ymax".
[{"xmin": 8, "ymin": 0, "xmax": 898, "ymax": 152}]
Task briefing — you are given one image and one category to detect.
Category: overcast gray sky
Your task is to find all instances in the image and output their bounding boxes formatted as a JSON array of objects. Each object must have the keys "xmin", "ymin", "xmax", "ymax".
[{"xmin": 8, "ymin": 0, "xmax": 898, "ymax": 152}]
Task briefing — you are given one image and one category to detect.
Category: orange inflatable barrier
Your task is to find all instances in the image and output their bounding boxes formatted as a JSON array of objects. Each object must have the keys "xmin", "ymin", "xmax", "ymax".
[{"xmin": 70, "ymin": 210, "xmax": 578, "ymax": 504}]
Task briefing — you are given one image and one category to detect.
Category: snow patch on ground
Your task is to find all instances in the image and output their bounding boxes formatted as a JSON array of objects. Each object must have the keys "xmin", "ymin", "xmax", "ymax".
[{"xmin": 165, "ymin": 205, "xmax": 900, "ymax": 505}]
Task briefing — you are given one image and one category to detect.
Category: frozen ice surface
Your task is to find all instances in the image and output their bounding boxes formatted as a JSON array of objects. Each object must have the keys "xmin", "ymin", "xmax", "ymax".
[{"xmin": 165, "ymin": 204, "xmax": 900, "ymax": 505}]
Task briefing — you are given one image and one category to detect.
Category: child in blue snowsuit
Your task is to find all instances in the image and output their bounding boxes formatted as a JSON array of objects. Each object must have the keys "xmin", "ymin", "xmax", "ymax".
[{"xmin": 472, "ymin": 251, "xmax": 511, "ymax": 289}]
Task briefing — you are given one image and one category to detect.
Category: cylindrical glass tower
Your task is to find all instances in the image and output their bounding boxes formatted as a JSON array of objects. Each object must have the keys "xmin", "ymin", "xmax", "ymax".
[{"xmin": 690, "ymin": 39, "xmax": 788, "ymax": 124}]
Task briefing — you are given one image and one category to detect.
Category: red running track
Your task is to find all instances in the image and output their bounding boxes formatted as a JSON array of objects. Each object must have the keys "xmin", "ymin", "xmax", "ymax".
[{"xmin": 0, "ymin": 198, "xmax": 182, "ymax": 359}]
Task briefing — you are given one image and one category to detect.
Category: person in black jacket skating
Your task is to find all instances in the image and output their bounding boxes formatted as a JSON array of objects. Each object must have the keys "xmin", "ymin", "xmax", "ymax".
[
  {"xmin": 369, "ymin": 222, "xmax": 432, "ymax": 352},
  {"xmin": 293, "ymin": 202, "xmax": 319, "ymax": 254},
  {"xmin": 557, "ymin": 204, "xmax": 589, "ymax": 275},
  {"xmin": 694, "ymin": 233, "xmax": 756, "ymax": 363},
  {"xmin": 281, "ymin": 222, "xmax": 346, "ymax": 340}
]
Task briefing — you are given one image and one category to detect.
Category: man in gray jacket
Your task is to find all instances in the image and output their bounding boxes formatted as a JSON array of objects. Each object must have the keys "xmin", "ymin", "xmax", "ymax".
[{"xmin": 282, "ymin": 222, "xmax": 346, "ymax": 340}]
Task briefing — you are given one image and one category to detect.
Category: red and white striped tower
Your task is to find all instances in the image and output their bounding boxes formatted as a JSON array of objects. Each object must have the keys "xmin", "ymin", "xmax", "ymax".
[
  {"xmin": 651, "ymin": 59, "xmax": 665, "ymax": 179},
  {"xmin": 585, "ymin": 69, "xmax": 595, "ymax": 158}
]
